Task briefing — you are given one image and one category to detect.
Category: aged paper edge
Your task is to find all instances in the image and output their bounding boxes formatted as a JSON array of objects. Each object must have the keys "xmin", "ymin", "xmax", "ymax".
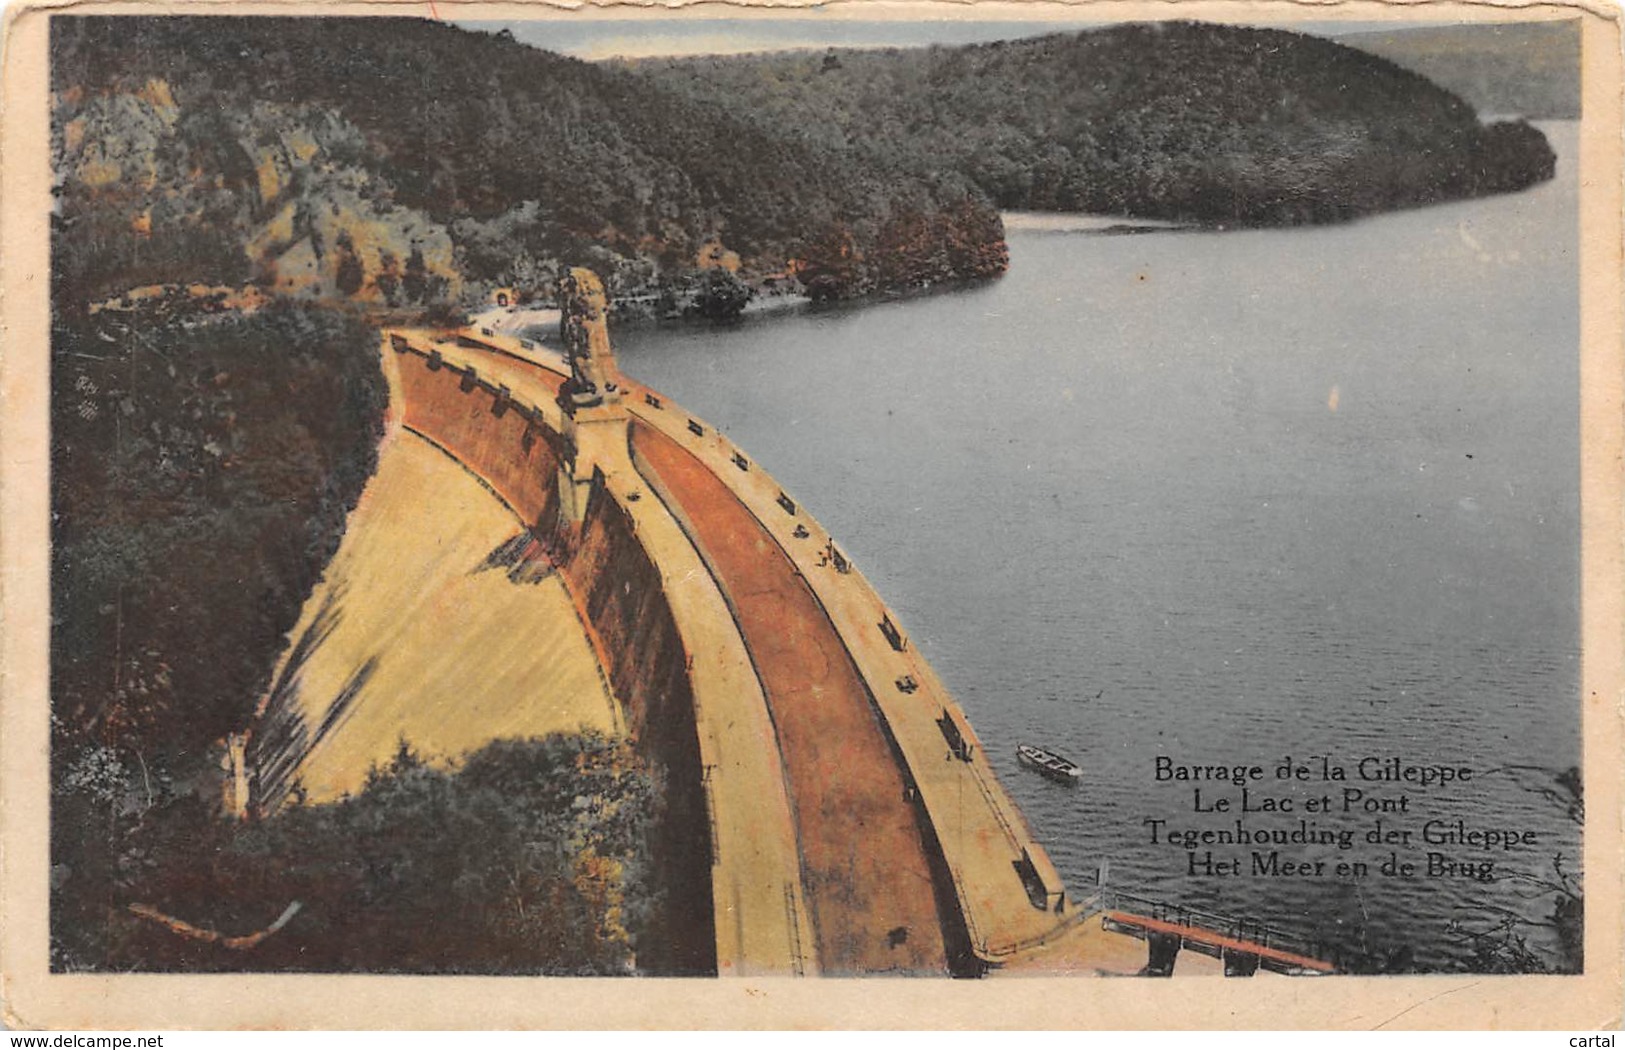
[{"xmin": 1, "ymin": 0, "xmax": 1620, "ymax": 1030}]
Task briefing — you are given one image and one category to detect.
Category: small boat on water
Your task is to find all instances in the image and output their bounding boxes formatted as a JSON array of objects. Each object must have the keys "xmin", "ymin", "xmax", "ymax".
[{"xmin": 1017, "ymin": 744, "xmax": 1082, "ymax": 784}]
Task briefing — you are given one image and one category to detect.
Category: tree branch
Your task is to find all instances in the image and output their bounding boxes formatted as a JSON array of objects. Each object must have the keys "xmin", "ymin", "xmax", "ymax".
[{"xmin": 126, "ymin": 900, "xmax": 301, "ymax": 950}]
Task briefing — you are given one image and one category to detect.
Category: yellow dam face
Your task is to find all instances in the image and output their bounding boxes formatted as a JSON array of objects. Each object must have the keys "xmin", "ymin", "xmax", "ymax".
[{"xmin": 249, "ymin": 426, "xmax": 620, "ymax": 808}]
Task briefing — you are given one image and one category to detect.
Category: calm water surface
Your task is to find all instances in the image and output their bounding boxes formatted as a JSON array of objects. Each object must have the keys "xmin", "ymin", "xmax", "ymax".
[{"xmin": 615, "ymin": 124, "xmax": 1581, "ymax": 971}]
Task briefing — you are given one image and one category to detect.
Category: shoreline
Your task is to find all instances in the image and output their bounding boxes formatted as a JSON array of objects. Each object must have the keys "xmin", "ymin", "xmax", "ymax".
[{"xmin": 1001, "ymin": 210, "xmax": 1190, "ymax": 234}]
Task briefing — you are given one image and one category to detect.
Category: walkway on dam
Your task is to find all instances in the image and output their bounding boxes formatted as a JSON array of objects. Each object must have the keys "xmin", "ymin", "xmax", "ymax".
[{"xmin": 631, "ymin": 420, "xmax": 951, "ymax": 974}]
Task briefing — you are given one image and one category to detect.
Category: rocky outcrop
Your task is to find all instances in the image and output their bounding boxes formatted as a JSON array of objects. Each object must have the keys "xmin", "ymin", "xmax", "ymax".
[{"xmin": 53, "ymin": 80, "xmax": 462, "ymax": 307}]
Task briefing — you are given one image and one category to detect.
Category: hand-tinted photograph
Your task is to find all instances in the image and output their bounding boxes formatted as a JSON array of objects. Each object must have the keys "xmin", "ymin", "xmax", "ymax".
[{"xmin": 46, "ymin": 10, "xmax": 1583, "ymax": 981}]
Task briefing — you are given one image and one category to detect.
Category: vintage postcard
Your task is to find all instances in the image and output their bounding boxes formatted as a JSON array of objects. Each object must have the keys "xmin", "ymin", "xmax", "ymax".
[{"xmin": 1, "ymin": 0, "xmax": 1621, "ymax": 1030}]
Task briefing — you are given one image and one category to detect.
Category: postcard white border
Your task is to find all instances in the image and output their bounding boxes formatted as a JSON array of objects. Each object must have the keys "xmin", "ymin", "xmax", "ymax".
[{"xmin": 2, "ymin": 0, "xmax": 1619, "ymax": 1029}]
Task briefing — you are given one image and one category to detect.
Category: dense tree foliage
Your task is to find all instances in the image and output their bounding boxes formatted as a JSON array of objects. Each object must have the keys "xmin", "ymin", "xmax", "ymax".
[
  {"xmin": 50, "ymin": 303, "xmax": 388, "ymax": 763},
  {"xmin": 632, "ymin": 22, "xmax": 1556, "ymax": 226},
  {"xmin": 51, "ymin": 17, "xmax": 1557, "ymax": 309},
  {"xmin": 48, "ymin": 300, "xmax": 396, "ymax": 970},
  {"xmin": 53, "ymin": 734, "xmax": 660, "ymax": 973},
  {"xmin": 51, "ymin": 16, "xmax": 1007, "ymax": 305},
  {"xmin": 692, "ymin": 268, "xmax": 752, "ymax": 320}
]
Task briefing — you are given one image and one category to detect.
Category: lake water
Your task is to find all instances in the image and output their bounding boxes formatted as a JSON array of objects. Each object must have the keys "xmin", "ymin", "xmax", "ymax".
[{"xmin": 614, "ymin": 123, "xmax": 1582, "ymax": 972}]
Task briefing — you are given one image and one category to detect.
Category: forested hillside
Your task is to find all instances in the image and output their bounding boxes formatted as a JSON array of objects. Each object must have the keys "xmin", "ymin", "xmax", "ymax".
[
  {"xmin": 52, "ymin": 18, "xmax": 1558, "ymax": 314},
  {"xmin": 51, "ymin": 16, "xmax": 1006, "ymax": 312},
  {"xmin": 631, "ymin": 21, "xmax": 1557, "ymax": 225}
]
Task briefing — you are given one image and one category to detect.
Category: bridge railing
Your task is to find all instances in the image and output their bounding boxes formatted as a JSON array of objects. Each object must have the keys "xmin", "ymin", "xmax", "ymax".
[{"xmin": 1079, "ymin": 887, "xmax": 1351, "ymax": 973}]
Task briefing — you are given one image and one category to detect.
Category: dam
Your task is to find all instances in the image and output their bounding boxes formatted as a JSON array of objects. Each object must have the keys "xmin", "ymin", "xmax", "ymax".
[{"xmin": 237, "ymin": 269, "xmax": 1334, "ymax": 978}]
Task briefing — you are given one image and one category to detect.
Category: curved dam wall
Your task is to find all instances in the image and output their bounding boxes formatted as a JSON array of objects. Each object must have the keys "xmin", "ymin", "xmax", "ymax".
[
  {"xmin": 392, "ymin": 340, "xmax": 566, "ymax": 531},
  {"xmin": 563, "ymin": 474, "xmax": 714, "ymax": 974},
  {"xmin": 391, "ymin": 339, "xmax": 717, "ymax": 976},
  {"xmin": 391, "ymin": 343, "xmax": 708, "ymax": 786},
  {"xmin": 249, "ymin": 333, "xmax": 717, "ymax": 975}
]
